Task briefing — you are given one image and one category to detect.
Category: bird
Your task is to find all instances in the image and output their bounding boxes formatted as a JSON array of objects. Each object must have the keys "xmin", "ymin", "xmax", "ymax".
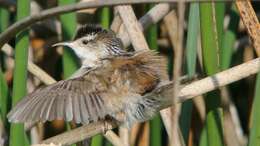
[{"xmin": 7, "ymin": 24, "xmax": 167, "ymax": 128}]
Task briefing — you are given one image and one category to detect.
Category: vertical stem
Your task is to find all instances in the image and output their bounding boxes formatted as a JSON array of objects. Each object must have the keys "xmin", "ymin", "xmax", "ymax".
[
  {"xmin": 215, "ymin": 2, "xmax": 225, "ymax": 52},
  {"xmin": 0, "ymin": 8, "xmax": 9, "ymax": 33},
  {"xmin": 100, "ymin": 7, "xmax": 110, "ymax": 29},
  {"xmin": 0, "ymin": 8, "xmax": 10, "ymax": 125},
  {"xmin": 0, "ymin": 68, "xmax": 8, "ymax": 124},
  {"xmin": 249, "ymin": 72, "xmax": 260, "ymax": 146},
  {"xmin": 10, "ymin": 0, "xmax": 30, "ymax": 145},
  {"xmin": 199, "ymin": 127, "xmax": 208, "ymax": 146},
  {"xmin": 149, "ymin": 115, "xmax": 162, "ymax": 146},
  {"xmin": 185, "ymin": 3, "xmax": 200, "ymax": 77},
  {"xmin": 180, "ymin": 2, "xmax": 199, "ymax": 145},
  {"xmin": 200, "ymin": 3, "xmax": 220, "ymax": 75},
  {"xmin": 220, "ymin": 5, "xmax": 244, "ymax": 146},
  {"xmin": 146, "ymin": 4, "xmax": 162, "ymax": 146},
  {"xmin": 221, "ymin": 5, "xmax": 239, "ymax": 70},
  {"xmin": 171, "ymin": 2, "xmax": 185, "ymax": 146},
  {"xmin": 199, "ymin": 2, "xmax": 224, "ymax": 146}
]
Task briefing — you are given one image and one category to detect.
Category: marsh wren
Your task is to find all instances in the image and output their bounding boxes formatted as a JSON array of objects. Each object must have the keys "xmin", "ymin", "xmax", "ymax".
[{"xmin": 7, "ymin": 24, "xmax": 167, "ymax": 127}]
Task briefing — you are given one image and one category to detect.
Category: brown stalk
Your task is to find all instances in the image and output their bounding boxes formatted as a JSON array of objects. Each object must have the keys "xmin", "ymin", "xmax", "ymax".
[
  {"xmin": 117, "ymin": 3, "xmax": 172, "ymax": 48},
  {"xmin": 236, "ymin": 0, "xmax": 260, "ymax": 56},
  {"xmin": 110, "ymin": 9, "xmax": 122, "ymax": 33},
  {"xmin": 171, "ymin": 2, "xmax": 185, "ymax": 145},
  {"xmin": 116, "ymin": 5, "xmax": 150, "ymax": 51},
  {"xmin": 119, "ymin": 127, "xmax": 130, "ymax": 146},
  {"xmin": 235, "ymin": 1, "xmax": 260, "ymax": 144},
  {"xmin": 162, "ymin": 9, "xmax": 180, "ymax": 144},
  {"xmin": 104, "ymin": 130, "xmax": 125, "ymax": 146}
]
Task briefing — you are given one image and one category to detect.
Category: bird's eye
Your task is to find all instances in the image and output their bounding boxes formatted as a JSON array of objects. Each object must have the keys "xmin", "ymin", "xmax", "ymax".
[{"xmin": 82, "ymin": 40, "xmax": 88, "ymax": 45}]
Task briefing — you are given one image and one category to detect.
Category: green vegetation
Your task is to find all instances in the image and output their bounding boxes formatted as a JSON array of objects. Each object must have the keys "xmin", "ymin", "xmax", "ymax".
[
  {"xmin": 147, "ymin": 5, "xmax": 162, "ymax": 146},
  {"xmin": 58, "ymin": 0, "xmax": 79, "ymax": 78},
  {"xmin": 0, "ymin": 8, "xmax": 10, "ymax": 125},
  {"xmin": 10, "ymin": 0, "xmax": 30, "ymax": 146},
  {"xmin": 180, "ymin": 3, "xmax": 200, "ymax": 144},
  {"xmin": 249, "ymin": 72, "xmax": 260, "ymax": 146},
  {"xmin": 199, "ymin": 2, "xmax": 224, "ymax": 146}
]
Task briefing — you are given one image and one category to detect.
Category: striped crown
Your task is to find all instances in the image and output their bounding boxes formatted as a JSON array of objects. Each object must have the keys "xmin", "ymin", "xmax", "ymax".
[{"xmin": 73, "ymin": 24, "xmax": 105, "ymax": 40}]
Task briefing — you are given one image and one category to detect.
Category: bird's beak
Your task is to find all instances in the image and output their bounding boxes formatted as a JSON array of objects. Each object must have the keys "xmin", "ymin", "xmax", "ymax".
[{"xmin": 52, "ymin": 42, "xmax": 73, "ymax": 48}]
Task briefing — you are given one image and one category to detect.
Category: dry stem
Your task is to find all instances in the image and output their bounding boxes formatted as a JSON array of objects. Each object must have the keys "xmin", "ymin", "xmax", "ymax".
[
  {"xmin": 116, "ymin": 5, "xmax": 150, "ymax": 51},
  {"xmin": 236, "ymin": 0, "xmax": 260, "ymax": 56},
  {"xmin": 118, "ymin": 3, "xmax": 172, "ymax": 48},
  {"xmin": 172, "ymin": 2, "xmax": 185, "ymax": 145}
]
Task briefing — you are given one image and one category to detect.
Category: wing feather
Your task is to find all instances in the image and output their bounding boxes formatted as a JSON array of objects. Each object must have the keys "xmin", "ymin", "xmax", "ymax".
[
  {"xmin": 22, "ymin": 94, "xmax": 42, "ymax": 121},
  {"xmin": 79, "ymin": 94, "xmax": 89, "ymax": 123},
  {"xmin": 94, "ymin": 94, "xmax": 105, "ymax": 117},
  {"xmin": 39, "ymin": 95, "xmax": 50, "ymax": 121},
  {"xmin": 7, "ymin": 76, "xmax": 108, "ymax": 124},
  {"xmin": 88, "ymin": 94, "xmax": 98, "ymax": 122},
  {"xmin": 83, "ymin": 92, "xmax": 92, "ymax": 123},
  {"xmin": 31, "ymin": 95, "xmax": 45, "ymax": 121},
  {"xmin": 42, "ymin": 97, "xmax": 55, "ymax": 121},
  {"xmin": 72, "ymin": 92, "xmax": 81, "ymax": 123},
  {"xmin": 56, "ymin": 96, "xmax": 65, "ymax": 119},
  {"xmin": 49, "ymin": 97, "xmax": 58, "ymax": 121},
  {"xmin": 65, "ymin": 94, "xmax": 73, "ymax": 122}
]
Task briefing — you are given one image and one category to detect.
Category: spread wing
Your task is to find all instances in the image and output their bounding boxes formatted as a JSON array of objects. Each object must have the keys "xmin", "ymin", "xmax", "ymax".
[
  {"xmin": 7, "ymin": 75, "xmax": 108, "ymax": 124},
  {"xmin": 8, "ymin": 50, "xmax": 167, "ymax": 125}
]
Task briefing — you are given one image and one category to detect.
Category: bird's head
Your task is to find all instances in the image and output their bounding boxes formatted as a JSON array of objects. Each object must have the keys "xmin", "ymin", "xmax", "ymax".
[{"xmin": 53, "ymin": 24, "xmax": 126, "ymax": 67}]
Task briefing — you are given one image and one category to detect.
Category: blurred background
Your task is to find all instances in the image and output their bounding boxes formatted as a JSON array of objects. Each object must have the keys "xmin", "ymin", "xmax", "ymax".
[{"xmin": 0, "ymin": 0, "xmax": 260, "ymax": 146}]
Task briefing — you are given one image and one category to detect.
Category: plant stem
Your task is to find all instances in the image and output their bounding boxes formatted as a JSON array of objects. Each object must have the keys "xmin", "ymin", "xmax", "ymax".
[
  {"xmin": 10, "ymin": 0, "xmax": 30, "ymax": 145},
  {"xmin": 199, "ymin": 2, "xmax": 224, "ymax": 146},
  {"xmin": 180, "ymin": 3, "xmax": 200, "ymax": 144},
  {"xmin": 146, "ymin": 5, "xmax": 162, "ymax": 145}
]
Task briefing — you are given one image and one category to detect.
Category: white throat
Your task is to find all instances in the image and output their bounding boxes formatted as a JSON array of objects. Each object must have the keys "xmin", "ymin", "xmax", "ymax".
[{"xmin": 71, "ymin": 47, "xmax": 99, "ymax": 68}]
